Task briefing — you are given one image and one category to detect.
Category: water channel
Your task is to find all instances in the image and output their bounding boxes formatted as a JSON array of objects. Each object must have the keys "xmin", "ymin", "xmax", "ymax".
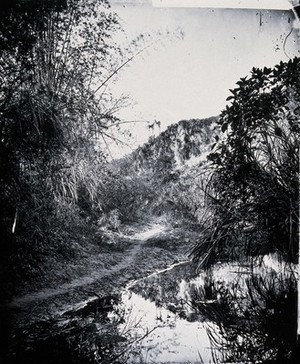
[
  {"xmin": 107, "ymin": 254, "xmax": 297, "ymax": 363},
  {"xmin": 111, "ymin": 261, "xmax": 214, "ymax": 363},
  {"xmin": 7, "ymin": 253, "xmax": 298, "ymax": 363}
]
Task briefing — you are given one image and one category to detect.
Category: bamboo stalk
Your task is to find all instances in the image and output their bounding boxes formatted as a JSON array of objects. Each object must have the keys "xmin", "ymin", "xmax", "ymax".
[{"xmin": 12, "ymin": 207, "xmax": 18, "ymax": 234}]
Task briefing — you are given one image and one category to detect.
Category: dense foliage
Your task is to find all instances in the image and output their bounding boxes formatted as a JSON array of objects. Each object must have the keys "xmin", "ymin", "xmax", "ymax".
[
  {"xmin": 192, "ymin": 58, "xmax": 300, "ymax": 267},
  {"xmin": 0, "ymin": 0, "xmax": 126, "ymax": 291},
  {"xmin": 106, "ymin": 118, "xmax": 217, "ymax": 223}
]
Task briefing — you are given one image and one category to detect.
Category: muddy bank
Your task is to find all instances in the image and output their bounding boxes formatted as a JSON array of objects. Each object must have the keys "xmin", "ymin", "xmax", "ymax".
[
  {"xmin": 2, "ymin": 220, "xmax": 298, "ymax": 364},
  {"xmin": 4, "ymin": 251, "xmax": 298, "ymax": 364},
  {"xmin": 1, "ymin": 220, "xmax": 199, "ymax": 363}
]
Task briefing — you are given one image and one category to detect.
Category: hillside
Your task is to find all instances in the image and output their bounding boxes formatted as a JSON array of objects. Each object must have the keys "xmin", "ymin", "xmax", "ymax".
[
  {"xmin": 126, "ymin": 116, "xmax": 219, "ymax": 173},
  {"xmin": 104, "ymin": 117, "xmax": 219, "ymax": 224}
]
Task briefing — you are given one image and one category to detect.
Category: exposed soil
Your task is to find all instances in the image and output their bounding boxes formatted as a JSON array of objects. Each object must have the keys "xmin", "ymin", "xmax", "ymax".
[
  {"xmin": 3, "ymin": 216, "xmax": 199, "ymax": 326},
  {"xmin": 0, "ymin": 216, "xmax": 200, "ymax": 364}
]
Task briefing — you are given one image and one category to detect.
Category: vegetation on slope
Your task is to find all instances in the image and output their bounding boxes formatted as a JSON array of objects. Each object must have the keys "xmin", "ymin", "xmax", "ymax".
[
  {"xmin": 106, "ymin": 117, "xmax": 219, "ymax": 223},
  {"xmin": 0, "ymin": 0, "xmax": 129, "ymax": 297},
  {"xmin": 191, "ymin": 59, "xmax": 300, "ymax": 268},
  {"xmin": 1, "ymin": 2, "xmax": 299, "ymax": 363}
]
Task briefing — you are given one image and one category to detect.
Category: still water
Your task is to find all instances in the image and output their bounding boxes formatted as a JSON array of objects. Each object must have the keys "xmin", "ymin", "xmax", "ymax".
[
  {"xmin": 7, "ymin": 254, "xmax": 297, "ymax": 363},
  {"xmin": 114, "ymin": 286, "xmax": 214, "ymax": 363},
  {"xmin": 110, "ymin": 255, "xmax": 297, "ymax": 363}
]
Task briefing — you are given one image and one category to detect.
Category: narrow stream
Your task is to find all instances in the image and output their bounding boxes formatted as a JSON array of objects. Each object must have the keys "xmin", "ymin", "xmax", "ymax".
[
  {"xmin": 110, "ymin": 261, "xmax": 215, "ymax": 363},
  {"xmin": 108, "ymin": 254, "xmax": 298, "ymax": 363},
  {"xmin": 7, "ymin": 253, "xmax": 298, "ymax": 364},
  {"xmin": 115, "ymin": 289, "xmax": 213, "ymax": 363}
]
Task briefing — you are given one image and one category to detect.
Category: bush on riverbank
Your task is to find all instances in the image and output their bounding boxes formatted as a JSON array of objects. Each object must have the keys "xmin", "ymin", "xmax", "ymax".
[
  {"xmin": 191, "ymin": 58, "xmax": 300, "ymax": 268},
  {"xmin": 192, "ymin": 269, "xmax": 298, "ymax": 363}
]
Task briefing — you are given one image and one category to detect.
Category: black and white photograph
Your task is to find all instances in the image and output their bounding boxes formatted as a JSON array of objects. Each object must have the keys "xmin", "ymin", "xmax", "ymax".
[{"xmin": 0, "ymin": 0, "xmax": 299, "ymax": 363}]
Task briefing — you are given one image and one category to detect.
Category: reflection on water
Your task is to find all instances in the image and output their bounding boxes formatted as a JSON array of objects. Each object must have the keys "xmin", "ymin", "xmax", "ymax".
[
  {"xmin": 113, "ymin": 254, "xmax": 298, "ymax": 363},
  {"xmin": 114, "ymin": 289, "xmax": 213, "ymax": 363},
  {"xmin": 192, "ymin": 271, "xmax": 298, "ymax": 363},
  {"xmin": 7, "ymin": 255, "xmax": 298, "ymax": 363}
]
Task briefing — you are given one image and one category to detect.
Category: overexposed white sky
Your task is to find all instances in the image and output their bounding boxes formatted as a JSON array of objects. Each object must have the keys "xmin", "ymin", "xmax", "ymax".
[{"xmin": 106, "ymin": 0, "xmax": 299, "ymax": 157}]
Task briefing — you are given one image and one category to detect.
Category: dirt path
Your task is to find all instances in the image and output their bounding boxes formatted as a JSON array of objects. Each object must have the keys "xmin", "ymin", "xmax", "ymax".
[{"xmin": 8, "ymin": 223, "xmax": 167, "ymax": 309}]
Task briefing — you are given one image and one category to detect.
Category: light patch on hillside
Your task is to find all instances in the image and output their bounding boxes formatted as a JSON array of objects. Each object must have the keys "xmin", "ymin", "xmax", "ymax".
[{"xmin": 130, "ymin": 223, "xmax": 166, "ymax": 240}]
